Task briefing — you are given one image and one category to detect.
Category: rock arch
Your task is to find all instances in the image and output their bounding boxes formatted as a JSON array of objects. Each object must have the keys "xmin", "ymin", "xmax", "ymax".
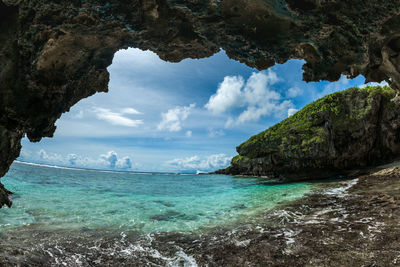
[{"xmin": 0, "ymin": 0, "xmax": 400, "ymax": 206}]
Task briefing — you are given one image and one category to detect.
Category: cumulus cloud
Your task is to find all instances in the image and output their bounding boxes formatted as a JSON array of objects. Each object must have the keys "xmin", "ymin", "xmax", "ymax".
[
  {"xmin": 116, "ymin": 156, "xmax": 133, "ymax": 169},
  {"xmin": 359, "ymin": 81, "xmax": 389, "ymax": 88},
  {"xmin": 205, "ymin": 71, "xmax": 295, "ymax": 126},
  {"xmin": 38, "ymin": 149, "xmax": 63, "ymax": 162},
  {"xmin": 316, "ymin": 75, "xmax": 350, "ymax": 99},
  {"xmin": 157, "ymin": 104, "xmax": 195, "ymax": 132},
  {"xmin": 186, "ymin": 130, "xmax": 192, "ymax": 137},
  {"xmin": 38, "ymin": 149, "xmax": 48, "ymax": 160},
  {"xmin": 93, "ymin": 107, "xmax": 143, "ymax": 127},
  {"xmin": 28, "ymin": 149, "xmax": 134, "ymax": 170},
  {"xmin": 205, "ymin": 76, "xmax": 244, "ymax": 114},
  {"xmin": 67, "ymin": 154, "xmax": 78, "ymax": 165},
  {"xmin": 100, "ymin": 151, "xmax": 118, "ymax": 168},
  {"xmin": 228, "ymin": 100, "xmax": 294, "ymax": 126},
  {"xmin": 316, "ymin": 77, "xmax": 389, "ymax": 100},
  {"xmin": 97, "ymin": 151, "xmax": 134, "ymax": 170},
  {"xmin": 166, "ymin": 154, "xmax": 232, "ymax": 172},
  {"xmin": 288, "ymin": 108, "xmax": 298, "ymax": 117},
  {"xmin": 286, "ymin": 87, "xmax": 303, "ymax": 98}
]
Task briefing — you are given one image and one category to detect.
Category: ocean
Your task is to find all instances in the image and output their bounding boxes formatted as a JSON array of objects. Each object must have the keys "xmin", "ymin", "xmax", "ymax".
[{"xmin": 0, "ymin": 161, "xmax": 313, "ymax": 266}]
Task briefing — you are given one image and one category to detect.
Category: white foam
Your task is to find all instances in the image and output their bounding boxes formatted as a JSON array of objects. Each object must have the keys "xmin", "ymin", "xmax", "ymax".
[
  {"xmin": 282, "ymin": 229, "xmax": 298, "ymax": 245},
  {"xmin": 14, "ymin": 161, "xmax": 84, "ymax": 171},
  {"xmin": 325, "ymin": 178, "xmax": 358, "ymax": 196},
  {"xmin": 167, "ymin": 250, "xmax": 198, "ymax": 267},
  {"xmin": 233, "ymin": 239, "xmax": 251, "ymax": 247}
]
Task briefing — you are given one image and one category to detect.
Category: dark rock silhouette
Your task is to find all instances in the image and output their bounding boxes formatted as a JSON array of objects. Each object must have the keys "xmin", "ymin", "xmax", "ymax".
[{"xmin": 1, "ymin": 0, "xmax": 400, "ymax": 206}]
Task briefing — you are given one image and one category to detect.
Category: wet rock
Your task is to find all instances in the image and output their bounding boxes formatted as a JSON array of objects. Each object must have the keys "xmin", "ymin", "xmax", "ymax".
[
  {"xmin": 150, "ymin": 211, "xmax": 182, "ymax": 221},
  {"xmin": 0, "ymin": 182, "xmax": 12, "ymax": 208},
  {"xmin": 232, "ymin": 204, "xmax": 246, "ymax": 209},
  {"xmin": 0, "ymin": 166, "xmax": 399, "ymax": 265},
  {"xmin": 153, "ymin": 200, "xmax": 175, "ymax": 207},
  {"xmin": 150, "ymin": 210, "xmax": 198, "ymax": 221}
]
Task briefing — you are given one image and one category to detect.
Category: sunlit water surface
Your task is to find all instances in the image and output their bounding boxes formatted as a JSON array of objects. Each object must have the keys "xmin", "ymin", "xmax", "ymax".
[{"xmin": 0, "ymin": 162, "xmax": 313, "ymax": 265}]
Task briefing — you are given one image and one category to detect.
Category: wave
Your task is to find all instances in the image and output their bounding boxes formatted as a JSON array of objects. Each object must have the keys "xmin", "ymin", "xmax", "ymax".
[
  {"xmin": 13, "ymin": 161, "xmax": 196, "ymax": 176},
  {"xmin": 1, "ymin": 229, "xmax": 200, "ymax": 266},
  {"xmin": 14, "ymin": 161, "xmax": 133, "ymax": 175},
  {"xmin": 14, "ymin": 161, "xmax": 88, "ymax": 172}
]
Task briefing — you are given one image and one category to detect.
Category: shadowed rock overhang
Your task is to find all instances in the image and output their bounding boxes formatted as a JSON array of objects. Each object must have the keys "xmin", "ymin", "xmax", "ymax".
[{"xmin": 0, "ymin": 0, "xmax": 400, "ymax": 207}]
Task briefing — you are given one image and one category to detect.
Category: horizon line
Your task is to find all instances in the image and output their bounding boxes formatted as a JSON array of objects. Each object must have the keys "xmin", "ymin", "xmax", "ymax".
[{"xmin": 13, "ymin": 160, "xmax": 206, "ymax": 175}]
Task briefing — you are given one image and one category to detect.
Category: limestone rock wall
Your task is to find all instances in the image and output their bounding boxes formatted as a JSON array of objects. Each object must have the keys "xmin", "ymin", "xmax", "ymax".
[{"xmin": 217, "ymin": 86, "xmax": 400, "ymax": 180}]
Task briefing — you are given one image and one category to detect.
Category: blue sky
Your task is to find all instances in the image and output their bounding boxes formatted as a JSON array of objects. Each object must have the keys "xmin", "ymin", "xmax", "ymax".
[{"xmin": 18, "ymin": 48, "xmax": 385, "ymax": 172}]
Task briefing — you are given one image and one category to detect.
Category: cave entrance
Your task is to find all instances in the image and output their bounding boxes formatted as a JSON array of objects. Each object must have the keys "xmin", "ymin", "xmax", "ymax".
[{"xmin": 17, "ymin": 48, "xmax": 374, "ymax": 173}]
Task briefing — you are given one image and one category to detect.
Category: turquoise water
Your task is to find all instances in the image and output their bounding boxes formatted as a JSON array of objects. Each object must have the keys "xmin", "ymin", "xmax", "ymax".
[
  {"xmin": 0, "ymin": 162, "xmax": 315, "ymax": 265},
  {"xmin": 0, "ymin": 162, "xmax": 311, "ymax": 234}
]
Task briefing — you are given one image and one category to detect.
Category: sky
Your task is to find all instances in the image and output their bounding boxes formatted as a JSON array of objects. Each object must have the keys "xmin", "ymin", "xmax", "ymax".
[{"xmin": 18, "ymin": 48, "xmax": 386, "ymax": 172}]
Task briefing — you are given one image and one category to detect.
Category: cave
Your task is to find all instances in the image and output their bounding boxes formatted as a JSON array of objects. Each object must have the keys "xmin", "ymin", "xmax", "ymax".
[{"xmin": 1, "ymin": 0, "xmax": 400, "ymax": 209}]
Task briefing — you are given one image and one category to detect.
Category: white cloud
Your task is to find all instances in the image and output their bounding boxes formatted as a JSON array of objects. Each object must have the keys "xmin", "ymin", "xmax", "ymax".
[
  {"xmin": 112, "ymin": 48, "xmax": 165, "ymax": 68},
  {"xmin": 121, "ymin": 107, "xmax": 142, "ymax": 115},
  {"xmin": 225, "ymin": 97, "xmax": 294, "ymax": 127},
  {"xmin": 288, "ymin": 108, "xmax": 298, "ymax": 117},
  {"xmin": 286, "ymin": 87, "xmax": 303, "ymax": 98},
  {"xmin": 205, "ymin": 76, "xmax": 244, "ymax": 114},
  {"xmin": 206, "ymin": 71, "xmax": 294, "ymax": 126},
  {"xmin": 243, "ymin": 71, "xmax": 280, "ymax": 105},
  {"xmin": 67, "ymin": 154, "xmax": 78, "ymax": 165},
  {"xmin": 316, "ymin": 76, "xmax": 389, "ymax": 100},
  {"xmin": 93, "ymin": 107, "xmax": 143, "ymax": 127},
  {"xmin": 98, "ymin": 151, "xmax": 134, "ymax": 170},
  {"xmin": 19, "ymin": 148, "xmax": 32, "ymax": 159},
  {"xmin": 72, "ymin": 110, "xmax": 84, "ymax": 119},
  {"xmin": 38, "ymin": 149, "xmax": 48, "ymax": 160},
  {"xmin": 317, "ymin": 75, "xmax": 350, "ymax": 99},
  {"xmin": 157, "ymin": 104, "xmax": 195, "ymax": 132},
  {"xmin": 100, "ymin": 151, "xmax": 119, "ymax": 168},
  {"xmin": 231, "ymin": 100, "xmax": 293, "ymax": 126},
  {"xmin": 208, "ymin": 128, "xmax": 225, "ymax": 138},
  {"xmin": 116, "ymin": 156, "xmax": 132, "ymax": 169},
  {"xmin": 359, "ymin": 81, "xmax": 389, "ymax": 88},
  {"xmin": 186, "ymin": 130, "xmax": 192, "ymax": 137},
  {"xmin": 166, "ymin": 154, "xmax": 232, "ymax": 172},
  {"xmin": 29, "ymin": 149, "xmax": 134, "ymax": 170},
  {"xmin": 38, "ymin": 149, "xmax": 63, "ymax": 162}
]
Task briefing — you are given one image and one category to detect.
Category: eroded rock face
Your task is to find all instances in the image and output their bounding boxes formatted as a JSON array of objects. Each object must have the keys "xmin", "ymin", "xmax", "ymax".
[
  {"xmin": 217, "ymin": 86, "xmax": 400, "ymax": 180},
  {"xmin": 0, "ymin": 0, "xmax": 400, "ymax": 206}
]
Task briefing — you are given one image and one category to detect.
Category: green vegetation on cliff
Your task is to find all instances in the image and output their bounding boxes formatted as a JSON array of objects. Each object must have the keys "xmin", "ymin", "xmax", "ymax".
[
  {"xmin": 222, "ymin": 85, "xmax": 399, "ymax": 179},
  {"xmin": 237, "ymin": 86, "xmax": 395, "ymax": 159}
]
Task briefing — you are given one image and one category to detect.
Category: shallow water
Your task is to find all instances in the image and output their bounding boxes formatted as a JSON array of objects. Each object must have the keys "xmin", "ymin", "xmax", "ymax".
[
  {"xmin": 1, "ymin": 162, "xmax": 311, "ymax": 233},
  {"xmin": 0, "ymin": 162, "xmax": 313, "ymax": 266}
]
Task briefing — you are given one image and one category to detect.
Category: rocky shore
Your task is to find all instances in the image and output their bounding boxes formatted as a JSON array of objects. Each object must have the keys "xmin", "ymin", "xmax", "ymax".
[
  {"xmin": 0, "ymin": 164, "xmax": 399, "ymax": 266},
  {"xmin": 193, "ymin": 163, "xmax": 400, "ymax": 266}
]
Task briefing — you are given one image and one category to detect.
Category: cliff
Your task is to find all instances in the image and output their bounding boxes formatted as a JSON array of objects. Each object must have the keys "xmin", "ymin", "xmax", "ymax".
[
  {"xmin": 218, "ymin": 86, "xmax": 400, "ymax": 180},
  {"xmin": 1, "ymin": 0, "xmax": 400, "ymax": 207}
]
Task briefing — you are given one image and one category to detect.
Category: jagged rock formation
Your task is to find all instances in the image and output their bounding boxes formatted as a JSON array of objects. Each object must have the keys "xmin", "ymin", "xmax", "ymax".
[
  {"xmin": 1, "ymin": 0, "xmax": 400, "ymax": 206},
  {"xmin": 217, "ymin": 86, "xmax": 400, "ymax": 180}
]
